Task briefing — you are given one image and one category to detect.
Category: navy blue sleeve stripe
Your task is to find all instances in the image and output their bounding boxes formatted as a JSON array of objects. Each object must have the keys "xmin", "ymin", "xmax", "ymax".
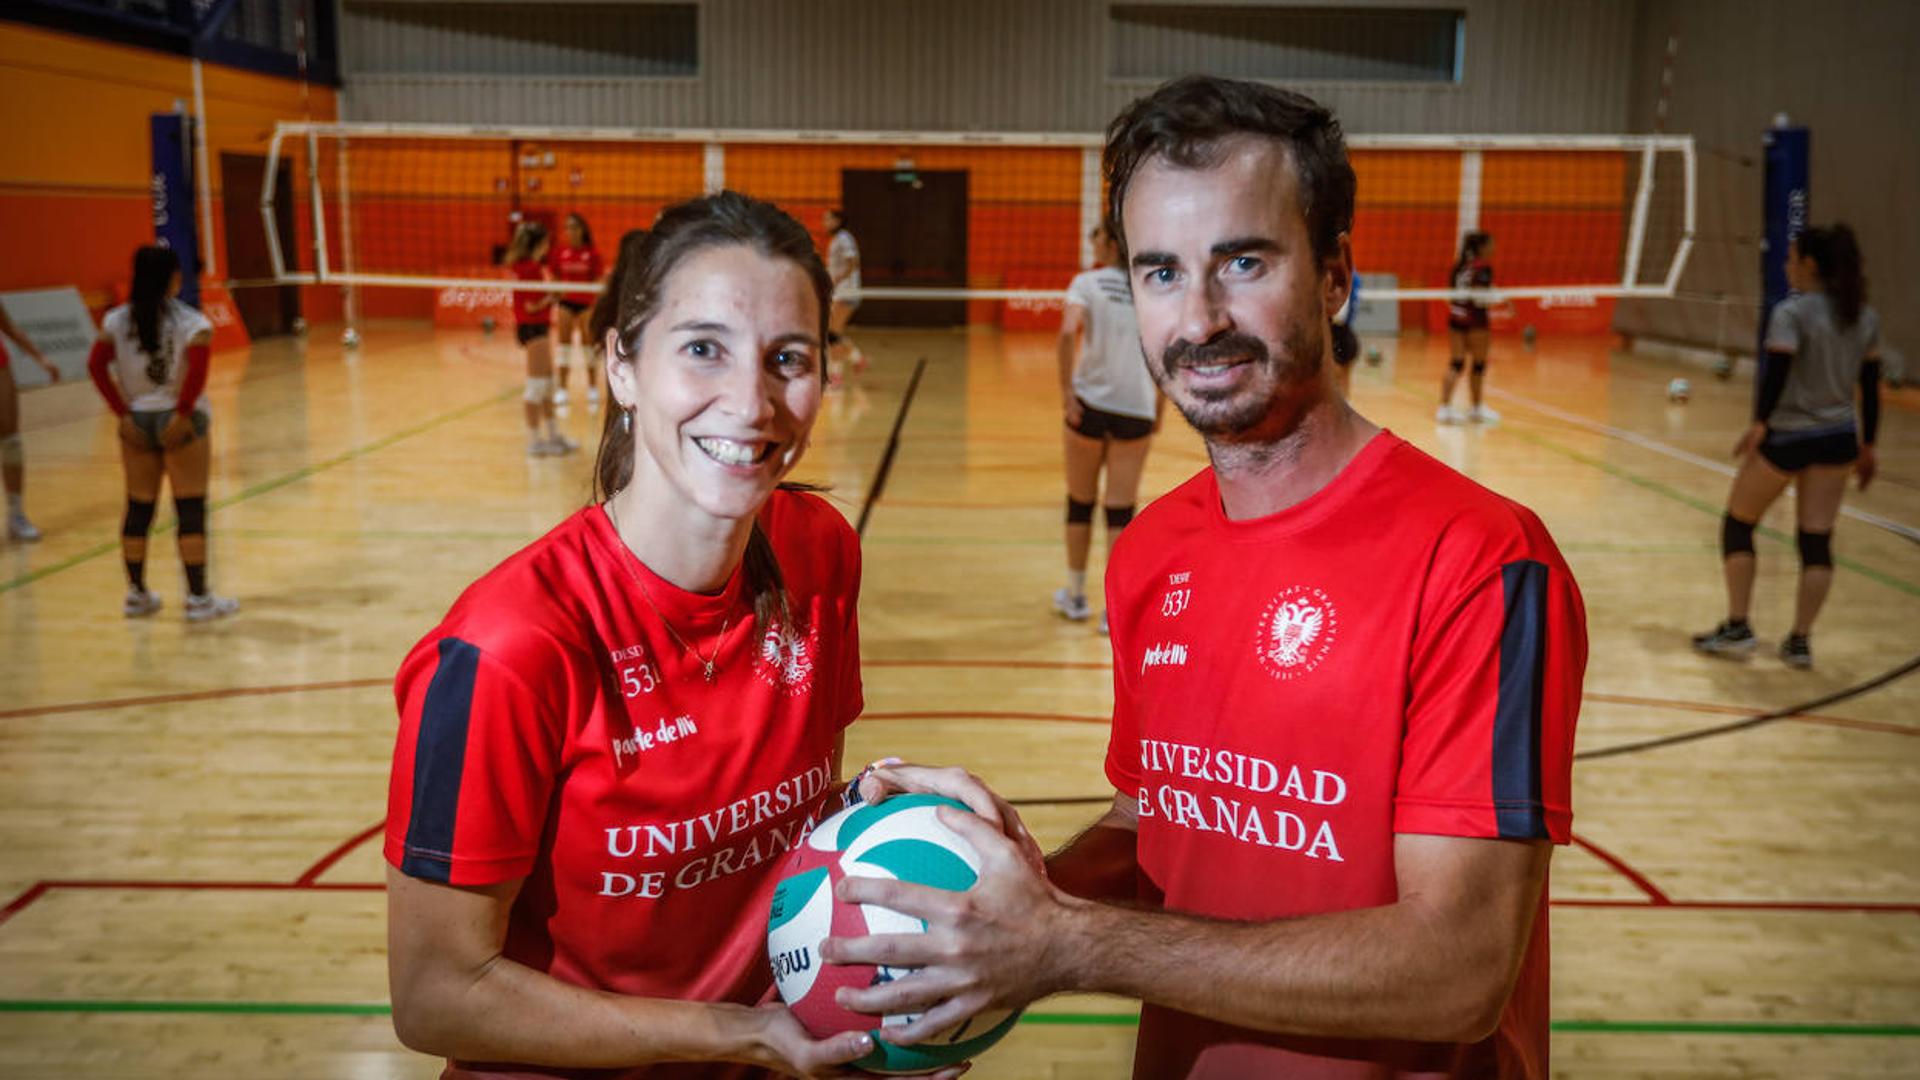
[
  {"xmin": 400, "ymin": 637, "xmax": 480, "ymax": 882},
  {"xmin": 1493, "ymin": 560, "xmax": 1550, "ymax": 839}
]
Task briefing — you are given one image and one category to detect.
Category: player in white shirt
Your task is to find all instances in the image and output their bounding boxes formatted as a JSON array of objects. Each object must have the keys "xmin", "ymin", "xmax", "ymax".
[
  {"xmin": 1054, "ymin": 223, "xmax": 1162, "ymax": 632},
  {"xmin": 0, "ymin": 304, "xmax": 61, "ymax": 542},
  {"xmin": 823, "ymin": 208, "xmax": 865, "ymax": 382},
  {"xmin": 85, "ymin": 246, "xmax": 238, "ymax": 621}
]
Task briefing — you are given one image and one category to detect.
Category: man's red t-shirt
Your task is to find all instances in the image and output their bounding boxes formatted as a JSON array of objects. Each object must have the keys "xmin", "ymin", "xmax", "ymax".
[
  {"xmin": 1104, "ymin": 431, "xmax": 1586, "ymax": 1080},
  {"xmin": 549, "ymin": 244, "xmax": 605, "ymax": 308},
  {"xmin": 509, "ymin": 258, "xmax": 551, "ymax": 327},
  {"xmin": 386, "ymin": 491, "xmax": 862, "ymax": 1080}
]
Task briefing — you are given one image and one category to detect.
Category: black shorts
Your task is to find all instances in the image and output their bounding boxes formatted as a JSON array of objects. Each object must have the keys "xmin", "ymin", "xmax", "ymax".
[
  {"xmin": 1448, "ymin": 308, "xmax": 1490, "ymax": 332},
  {"xmin": 516, "ymin": 322, "xmax": 550, "ymax": 346},
  {"xmin": 557, "ymin": 298, "xmax": 592, "ymax": 315},
  {"xmin": 1760, "ymin": 428, "xmax": 1859, "ymax": 473},
  {"xmin": 1068, "ymin": 398, "xmax": 1153, "ymax": 442}
]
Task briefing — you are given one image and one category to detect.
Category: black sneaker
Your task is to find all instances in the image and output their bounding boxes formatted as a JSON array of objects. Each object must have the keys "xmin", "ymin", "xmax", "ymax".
[
  {"xmin": 1780, "ymin": 633, "xmax": 1813, "ymax": 669},
  {"xmin": 1691, "ymin": 620, "xmax": 1757, "ymax": 658}
]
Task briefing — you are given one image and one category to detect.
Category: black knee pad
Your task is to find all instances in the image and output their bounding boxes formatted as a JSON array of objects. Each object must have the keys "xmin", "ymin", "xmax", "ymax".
[
  {"xmin": 175, "ymin": 495, "xmax": 208, "ymax": 537},
  {"xmin": 1471, "ymin": 360, "xmax": 1488, "ymax": 376},
  {"xmin": 1448, "ymin": 356, "xmax": 1466, "ymax": 373},
  {"xmin": 1104, "ymin": 505, "xmax": 1136, "ymax": 530},
  {"xmin": 1796, "ymin": 529, "xmax": 1833, "ymax": 568},
  {"xmin": 1721, "ymin": 513, "xmax": 1756, "ymax": 558},
  {"xmin": 123, "ymin": 499, "xmax": 156, "ymax": 538},
  {"xmin": 1065, "ymin": 497, "xmax": 1095, "ymax": 525}
]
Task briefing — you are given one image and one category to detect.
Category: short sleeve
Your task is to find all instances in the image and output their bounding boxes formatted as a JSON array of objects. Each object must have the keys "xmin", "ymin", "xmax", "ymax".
[
  {"xmin": 101, "ymin": 308, "xmax": 125, "ymax": 337},
  {"xmin": 1066, "ymin": 272, "xmax": 1096, "ymax": 311},
  {"xmin": 385, "ymin": 635, "xmax": 565, "ymax": 885},
  {"xmin": 1395, "ymin": 545, "xmax": 1585, "ymax": 844},
  {"xmin": 1764, "ymin": 299, "xmax": 1801, "ymax": 354},
  {"xmin": 1102, "ymin": 558, "xmax": 1144, "ymax": 797},
  {"xmin": 1863, "ymin": 308, "xmax": 1880, "ymax": 353}
]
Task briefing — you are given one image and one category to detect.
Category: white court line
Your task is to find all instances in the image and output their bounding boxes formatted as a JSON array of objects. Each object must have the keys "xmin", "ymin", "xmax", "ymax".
[{"xmin": 1485, "ymin": 386, "xmax": 1920, "ymax": 545}]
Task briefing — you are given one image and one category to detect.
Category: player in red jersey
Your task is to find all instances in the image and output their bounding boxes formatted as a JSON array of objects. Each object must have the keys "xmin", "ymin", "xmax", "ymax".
[
  {"xmin": 504, "ymin": 221, "xmax": 577, "ymax": 457},
  {"xmin": 385, "ymin": 192, "xmax": 988, "ymax": 1080},
  {"xmin": 0, "ymin": 302, "xmax": 60, "ymax": 542},
  {"xmin": 822, "ymin": 77, "xmax": 1587, "ymax": 1080},
  {"xmin": 550, "ymin": 212, "xmax": 606, "ymax": 410}
]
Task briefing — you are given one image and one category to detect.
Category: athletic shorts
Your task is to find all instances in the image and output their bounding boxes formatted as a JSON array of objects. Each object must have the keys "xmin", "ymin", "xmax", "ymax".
[
  {"xmin": 129, "ymin": 408, "xmax": 209, "ymax": 452},
  {"xmin": 1068, "ymin": 398, "xmax": 1153, "ymax": 442},
  {"xmin": 557, "ymin": 298, "xmax": 592, "ymax": 315},
  {"xmin": 1448, "ymin": 307, "xmax": 1490, "ymax": 332},
  {"xmin": 1760, "ymin": 428, "xmax": 1859, "ymax": 473},
  {"xmin": 516, "ymin": 322, "xmax": 550, "ymax": 346}
]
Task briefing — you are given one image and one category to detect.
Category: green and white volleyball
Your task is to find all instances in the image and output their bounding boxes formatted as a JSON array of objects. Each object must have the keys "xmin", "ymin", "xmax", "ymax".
[{"xmin": 767, "ymin": 793, "xmax": 1021, "ymax": 1075}]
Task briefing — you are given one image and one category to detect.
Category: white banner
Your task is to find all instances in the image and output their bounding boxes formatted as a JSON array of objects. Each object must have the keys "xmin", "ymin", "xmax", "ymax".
[{"xmin": 2, "ymin": 288, "xmax": 98, "ymax": 388}]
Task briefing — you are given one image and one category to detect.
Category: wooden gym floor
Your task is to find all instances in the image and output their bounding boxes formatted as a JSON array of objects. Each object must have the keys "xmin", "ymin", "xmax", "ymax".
[{"xmin": 1, "ymin": 319, "xmax": 1916, "ymax": 1078}]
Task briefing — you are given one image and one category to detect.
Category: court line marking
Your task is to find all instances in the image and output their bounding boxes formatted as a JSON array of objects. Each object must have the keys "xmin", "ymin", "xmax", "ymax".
[
  {"xmin": 0, "ymin": 388, "xmax": 520, "ymax": 595},
  {"xmin": 1485, "ymin": 385, "xmax": 1920, "ymax": 544},
  {"xmin": 856, "ymin": 356, "xmax": 930, "ymax": 537},
  {"xmin": 1569, "ymin": 835, "xmax": 1671, "ymax": 904},
  {"xmin": 0, "ymin": 1000, "xmax": 1909, "ymax": 1037}
]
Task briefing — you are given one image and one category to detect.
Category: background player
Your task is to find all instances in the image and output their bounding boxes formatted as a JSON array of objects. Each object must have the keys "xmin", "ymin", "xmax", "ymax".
[
  {"xmin": 1692, "ymin": 224, "xmax": 1882, "ymax": 669},
  {"xmin": 585, "ymin": 226, "xmax": 650, "ymax": 401},
  {"xmin": 550, "ymin": 211, "xmax": 604, "ymax": 409},
  {"xmin": 0, "ymin": 304, "xmax": 60, "ymax": 541},
  {"xmin": 503, "ymin": 222, "xmax": 576, "ymax": 457},
  {"xmin": 1053, "ymin": 222, "xmax": 1160, "ymax": 633},
  {"xmin": 822, "ymin": 208, "xmax": 864, "ymax": 382},
  {"xmin": 1439, "ymin": 230, "xmax": 1500, "ymax": 424},
  {"xmin": 85, "ymin": 246, "xmax": 238, "ymax": 621}
]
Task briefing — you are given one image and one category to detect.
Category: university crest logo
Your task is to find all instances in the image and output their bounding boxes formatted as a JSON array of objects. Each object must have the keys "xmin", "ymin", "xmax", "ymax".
[
  {"xmin": 1255, "ymin": 585, "xmax": 1338, "ymax": 680},
  {"xmin": 755, "ymin": 618, "xmax": 819, "ymax": 696}
]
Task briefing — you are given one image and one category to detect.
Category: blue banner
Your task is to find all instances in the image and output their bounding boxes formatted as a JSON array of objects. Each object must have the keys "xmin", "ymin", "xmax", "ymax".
[
  {"xmin": 149, "ymin": 113, "xmax": 200, "ymax": 308},
  {"xmin": 1757, "ymin": 124, "xmax": 1809, "ymax": 358}
]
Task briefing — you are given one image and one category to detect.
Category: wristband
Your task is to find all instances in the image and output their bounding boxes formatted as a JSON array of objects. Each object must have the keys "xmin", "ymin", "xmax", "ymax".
[{"xmin": 840, "ymin": 756, "xmax": 904, "ymax": 810}]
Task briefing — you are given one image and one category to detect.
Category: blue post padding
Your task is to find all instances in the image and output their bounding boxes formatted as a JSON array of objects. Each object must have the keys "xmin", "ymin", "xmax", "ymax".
[{"xmin": 149, "ymin": 113, "xmax": 201, "ymax": 308}]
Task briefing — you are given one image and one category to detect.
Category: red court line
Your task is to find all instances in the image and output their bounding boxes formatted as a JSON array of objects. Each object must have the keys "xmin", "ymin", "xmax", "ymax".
[
  {"xmin": 296, "ymin": 822, "xmax": 387, "ymax": 887},
  {"xmin": 1585, "ymin": 692, "xmax": 1918, "ymax": 737},
  {"xmin": 0, "ymin": 678, "xmax": 388, "ymax": 720},
  {"xmin": 1570, "ymin": 833, "xmax": 1672, "ymax": 905},
  {"xmin": 864, "ymin": 711, "xmax": 1107, "ymax": 725},
  {"xmin": 1554, "ymin": 898, "xmax": 1920, "ymax": 915}
]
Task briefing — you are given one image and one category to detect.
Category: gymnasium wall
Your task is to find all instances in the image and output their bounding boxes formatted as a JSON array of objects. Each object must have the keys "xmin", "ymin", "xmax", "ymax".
[
  {"xmin": 1614, "ymin": 0, "xmax": 1919, "ymax": 362},
  {"xmin": 0, "ymin": 22, "xmax": 339, "ymax": 314},
  {"xmin": 342, "ymin": 0, "xmax": 1637, "ymax": 136}
]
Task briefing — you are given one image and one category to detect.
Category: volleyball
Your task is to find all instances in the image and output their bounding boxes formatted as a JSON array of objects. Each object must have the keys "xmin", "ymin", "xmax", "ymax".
[
  {"xmin": 767, "ymin": 794, "xmax": 1020, "ymax": 1074},
  {"xmin": 1667, "ymin": 377, "xmax": 1691, "ymax": 402}
]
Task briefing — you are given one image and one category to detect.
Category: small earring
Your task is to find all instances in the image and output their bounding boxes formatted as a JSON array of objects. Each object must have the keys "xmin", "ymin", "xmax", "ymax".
[{"xmin": 620, "ymin": 409, "xmax": 632, "ymax": 434}]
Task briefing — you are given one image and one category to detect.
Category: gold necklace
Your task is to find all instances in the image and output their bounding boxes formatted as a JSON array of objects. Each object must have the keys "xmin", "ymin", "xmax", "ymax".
[{"xmin": 605, "ymin": 498, "xmax": 732, "ymax": 683}]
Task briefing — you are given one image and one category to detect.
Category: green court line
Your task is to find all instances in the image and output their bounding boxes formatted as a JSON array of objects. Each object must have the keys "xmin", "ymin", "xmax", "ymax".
[
  {"xmin": 0, "ymin": 1001, "xmax": 1915, "ymax": 1038},
  {"xmin": 0, "ymin": 389, "xmax": 518, "ymax": 596},
  {"xmin": 1501, "ymin": 425, "xmax": 1920, "ymax": 598}
]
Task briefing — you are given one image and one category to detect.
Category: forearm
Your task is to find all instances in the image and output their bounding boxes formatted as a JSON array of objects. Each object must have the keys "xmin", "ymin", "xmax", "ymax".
[
  {"xmin": 395, "ymin": 951, "xmax": 767, "ymax": 1068},
  {"xmin": 1045, "ymin": 819, "xmax": 1138, "ymax": 902},
  {"xmin": 1050, "ymin": 870, "xmax": 1538, "ymax": 1042},
  {"xmin": 1755, "ymin": 350, "xmax": 1792, "ymax": 424},
  {"xmin": 1056, "ymin": 334, "xmax": 1078, "ymax": 402},
  {"xmin": 1859, "ymin": 359, "xmax": 1881, "ymax": 445}
]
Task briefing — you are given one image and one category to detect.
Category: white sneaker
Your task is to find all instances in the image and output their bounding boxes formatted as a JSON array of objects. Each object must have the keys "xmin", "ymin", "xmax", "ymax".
[
  {"xmin": 185, "ymin": 592, "xmax": 239, "ymax": 622},
  {"xmin": 1099, "ymin": 611, "xmax": 1109, "ymax": 636},
  {"xmin": 1436, "ymin": 404, "xmax": 1465, "ymax": 424},
  {"xmin": 552, "ymin": 387, "xmax": 570, "ymax": 406},
  {"xmin": 7, "ymin": 510, "xmax": 40, "ymax": 542},
  {"xmin": 1469, "ymin": 404, "xmax": 1501, "ymax": 424},
  {"xmin": 546, "ymin": 434, "xmax": 580, "ymax": 455},
  {"xmin": 1052, "ymin": 587, "xmax": 1091, "ymax": 622},
  {"xmin": 123, "ymin": 588, "xmax": 162, "ymax": 618},
  {"xmin": 528, "ymin": 437, "xmax": 555, "ymax": 457}
]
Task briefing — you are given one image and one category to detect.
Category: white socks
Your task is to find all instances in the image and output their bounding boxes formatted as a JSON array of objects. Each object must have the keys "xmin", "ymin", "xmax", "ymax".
[{"xmin": 1066, "ymin": 569, "xmax": 1087, "ymax": 599}]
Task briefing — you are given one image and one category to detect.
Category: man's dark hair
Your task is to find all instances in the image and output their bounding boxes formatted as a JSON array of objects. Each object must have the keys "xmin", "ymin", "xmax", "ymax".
[{"xmin": 1104, "ymin": 75, "xmax": 1356, "ymax": 267}]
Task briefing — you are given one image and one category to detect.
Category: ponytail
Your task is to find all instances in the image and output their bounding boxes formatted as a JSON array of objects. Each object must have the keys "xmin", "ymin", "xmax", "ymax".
[
  {"xmin": 129, "ymin": 246, "xmax": 180, "ymax": 382},
  {"xmin": 1797, "ymin": 225, "xmax": 1865, "ymax": 329},
  {"xmin": 1452, "ymin": 231, "xmax": 1488, "ymax": 280}
]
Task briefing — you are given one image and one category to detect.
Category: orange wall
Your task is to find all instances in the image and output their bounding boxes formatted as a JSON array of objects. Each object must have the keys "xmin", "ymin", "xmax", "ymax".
[{"xmin": 0, "ymin": 23, "xmax": 337, "ymax": 314}]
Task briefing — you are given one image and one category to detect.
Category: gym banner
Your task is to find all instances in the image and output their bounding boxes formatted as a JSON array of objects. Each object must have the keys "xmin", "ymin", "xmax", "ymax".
[{"xmin": 150, "ymin": 112, "xmax": 201, "ymax": 308}]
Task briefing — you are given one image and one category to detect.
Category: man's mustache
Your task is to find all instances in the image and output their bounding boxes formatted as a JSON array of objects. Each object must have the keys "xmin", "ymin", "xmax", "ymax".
[{"xmin": 1161, "ymin": 333, "xmax": 1271, "ymax": 369}]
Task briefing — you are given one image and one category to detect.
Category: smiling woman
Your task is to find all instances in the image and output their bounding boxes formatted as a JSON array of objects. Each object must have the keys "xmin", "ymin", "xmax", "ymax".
[{"xmin": 380, "ymin": 192, "xmax": 952, "ymax": 1079}]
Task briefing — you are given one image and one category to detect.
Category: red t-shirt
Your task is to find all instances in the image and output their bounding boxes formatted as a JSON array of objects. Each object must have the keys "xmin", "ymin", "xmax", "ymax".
[
  {"xmin": 550, "ymin": 244, "xmax": 605, "ymax": 307},
  {"xmin": 1104, "ymin": 431, "xmax": 1585, "ymax": 1080},
  {"xmin": 386, "ymin": 491, "xmax": 863, "ymax": 1080},
  {"xmin": 510, "ymin": 258, "xmax": 552, "ymax": 326}
]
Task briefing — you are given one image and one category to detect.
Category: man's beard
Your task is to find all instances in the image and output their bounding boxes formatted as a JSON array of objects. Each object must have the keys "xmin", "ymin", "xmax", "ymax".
[{"xmin": 1154, "ymin": 321, "xmax": 1325, "ymax": 439}]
